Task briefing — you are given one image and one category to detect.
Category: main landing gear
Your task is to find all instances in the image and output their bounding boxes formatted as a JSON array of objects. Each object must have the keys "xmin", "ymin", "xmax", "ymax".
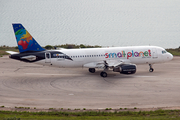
[
  {"xmin": 88, "ymin": 61, "xmax": 109, "ymax": 77},
  {"xmin": 100, "ymin": 71, "xmax": 107, "ymax": 77},
  {"xmin": 149, "ymin": 64, "xmax": 154, "ymax": 72},
  {"xmin": 100, "ymin": 61, "xmax": 108, "ymax": 77},
  {"xmin": 89, "ymin": 68, "xmax": 108, "ymax": 77},
  {"xmin": 89, "ymin": 68, "xmax": 95, "ymax": 73}
]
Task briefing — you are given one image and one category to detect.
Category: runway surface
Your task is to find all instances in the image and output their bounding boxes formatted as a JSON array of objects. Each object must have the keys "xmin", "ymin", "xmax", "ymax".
[{"xmin": 0, "ymin": 56, "xmax": 180, "ymax": 109}]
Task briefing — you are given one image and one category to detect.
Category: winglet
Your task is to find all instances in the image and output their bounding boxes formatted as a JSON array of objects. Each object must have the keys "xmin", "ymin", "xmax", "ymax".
[{"xmin": 12, "ymin": 23, "xmax": 45, "ymax": 53}]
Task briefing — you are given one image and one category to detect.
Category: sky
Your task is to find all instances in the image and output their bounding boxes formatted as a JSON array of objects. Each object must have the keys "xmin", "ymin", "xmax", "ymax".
[{"xmin": 0, "ymin": 0, "xmax": 180, "ymax": 48}]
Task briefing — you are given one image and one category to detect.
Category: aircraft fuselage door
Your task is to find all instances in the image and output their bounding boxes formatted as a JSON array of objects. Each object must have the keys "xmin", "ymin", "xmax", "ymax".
[
  {"xmin": 45, "ymin": 52, "xmax": 51, "ymax": 63},
  {"xmin": 152, "ymin": 48, "xmax": 158, "ymax": 59}
]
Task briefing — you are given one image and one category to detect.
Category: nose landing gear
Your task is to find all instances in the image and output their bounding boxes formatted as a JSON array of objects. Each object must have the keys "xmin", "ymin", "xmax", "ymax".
[{"xmin": 149, "ymin": 64, "xmax": 154, "ymax": 72}]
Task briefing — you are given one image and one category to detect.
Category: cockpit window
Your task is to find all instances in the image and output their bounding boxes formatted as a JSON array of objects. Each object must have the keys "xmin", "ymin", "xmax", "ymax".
[{"xmin": 162, "ymin": 50, "xmax": 167, "ymax": 54}]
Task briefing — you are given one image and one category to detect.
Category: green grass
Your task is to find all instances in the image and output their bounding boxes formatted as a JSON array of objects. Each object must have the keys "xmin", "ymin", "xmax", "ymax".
[
  {"xmin": 1, "ymin": 110, "xmax": 180, "ymax": 120},
  {"xmin": 0, "ymin": 46, "xmax": 18, "ymax": 56}
]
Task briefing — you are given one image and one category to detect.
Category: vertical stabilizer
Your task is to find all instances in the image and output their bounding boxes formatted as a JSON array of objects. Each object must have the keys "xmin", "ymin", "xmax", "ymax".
[{"xmin": 12, "ymin": 23, "xmax": 45, "ymax": 53}]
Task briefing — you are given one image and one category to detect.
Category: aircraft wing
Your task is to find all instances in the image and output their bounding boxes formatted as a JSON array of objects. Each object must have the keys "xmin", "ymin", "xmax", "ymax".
[
  {"xmin": 83, "ymin": 61, "xmax": 104, "ymax": 68},
  {"xmin": 107, "ymin": 59, "xmax": 131, "ymax": 67},
  {"xmin": 83, "ymin": 59, "xmax": 131, "ymax": 68}
]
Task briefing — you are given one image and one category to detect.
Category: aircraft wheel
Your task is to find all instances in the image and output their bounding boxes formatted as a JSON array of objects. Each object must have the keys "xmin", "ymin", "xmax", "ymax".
[
  {"xmin": 100, "ymin": 71, "xmax": 107, "ymax": 77},
  {"xmin": 89, "ymin": 68, "xmax": 95, "ymax": 73},
  {"xmin": 149, "ymin": 64, "xmax": 154, "ymax": 72},
  {"xmin": 149, "ymin": 68, "xmax": 154, "ymax": 72}
]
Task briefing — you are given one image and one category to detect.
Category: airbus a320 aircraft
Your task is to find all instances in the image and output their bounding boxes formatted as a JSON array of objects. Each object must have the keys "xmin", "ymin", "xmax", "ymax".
[{"xmin": 7, "ymin": 23, "xmax": 173, "ymax": 77}]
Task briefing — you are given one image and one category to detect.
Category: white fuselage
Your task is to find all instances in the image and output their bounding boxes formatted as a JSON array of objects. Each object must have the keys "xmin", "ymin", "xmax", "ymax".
[{"xmin": 36, "ymin": 46, "xmax": 173, "ymax": 68}]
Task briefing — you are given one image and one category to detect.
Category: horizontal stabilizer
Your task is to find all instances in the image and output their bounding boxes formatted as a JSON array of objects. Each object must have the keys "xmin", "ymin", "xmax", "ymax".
[{"xmin": 6, "ymin": 51, "xmax": 19, "ymax": 55}]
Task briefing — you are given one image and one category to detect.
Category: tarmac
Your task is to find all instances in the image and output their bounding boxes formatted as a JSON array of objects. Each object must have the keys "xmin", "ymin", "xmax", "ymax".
[{"xmin": 0, "ymin": 55, "xmax": 180, "ymax": 110}]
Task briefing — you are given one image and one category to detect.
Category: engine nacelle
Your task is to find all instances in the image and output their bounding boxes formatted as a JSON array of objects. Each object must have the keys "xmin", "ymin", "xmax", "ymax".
[{"xmin": 113, "ymin": 64, "xmax": 136, "ymax": 74}]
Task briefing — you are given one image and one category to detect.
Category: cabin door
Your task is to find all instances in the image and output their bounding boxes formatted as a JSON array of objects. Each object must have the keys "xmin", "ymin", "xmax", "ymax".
[
  {"xmin": 152, "ymin": 48, "xmax": 158, "ymax": 59},
  {"xmin": 45, "ymin": 52, "xmax": 51, "ymax": 63}
]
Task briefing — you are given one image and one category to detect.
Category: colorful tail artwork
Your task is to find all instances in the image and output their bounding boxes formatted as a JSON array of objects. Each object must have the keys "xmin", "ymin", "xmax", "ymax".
[{"xmin": 12, "ymin": 23, "xmax": 45, "ymax": 53}]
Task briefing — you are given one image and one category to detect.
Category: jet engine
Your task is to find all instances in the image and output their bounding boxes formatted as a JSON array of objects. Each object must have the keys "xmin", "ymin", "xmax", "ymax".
[{"xmin": 113, "ymin": 64, "xmax": 136, "ymax": 74}]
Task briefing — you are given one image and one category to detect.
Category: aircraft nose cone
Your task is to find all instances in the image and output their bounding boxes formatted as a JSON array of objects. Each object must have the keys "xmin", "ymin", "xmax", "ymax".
[
  {"xmin": 170, "ymin": 53, "xmax": 173, "ymax": 60},
  {"xmin": 168, "ymin": 53, "xmax": 173, "ymax": 60}
]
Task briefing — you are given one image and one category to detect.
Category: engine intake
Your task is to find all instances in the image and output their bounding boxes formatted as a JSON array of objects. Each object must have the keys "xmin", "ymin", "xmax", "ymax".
[{"xmin": 113, "ymin": 64, "xmax": 136, "ymax": 74}]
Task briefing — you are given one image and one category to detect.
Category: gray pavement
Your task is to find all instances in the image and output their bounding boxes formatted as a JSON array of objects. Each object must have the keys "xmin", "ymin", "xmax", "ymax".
[{"xmin": 0, "ymin": 55, "xmax": 180, "ymax": 109}]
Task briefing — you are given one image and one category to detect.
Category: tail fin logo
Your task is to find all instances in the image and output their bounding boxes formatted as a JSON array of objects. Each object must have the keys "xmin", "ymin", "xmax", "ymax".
[
  {"xmin": 12, "ymin": 24, "xmax": 45, "ymax": 53},
  {"xmin": 15, "ymin": 28, "xmax": 33, "ymax": 50}
]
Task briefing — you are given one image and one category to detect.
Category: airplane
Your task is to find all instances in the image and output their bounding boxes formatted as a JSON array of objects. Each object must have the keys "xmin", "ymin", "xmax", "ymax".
[{"xmin": 7, "ymin": 23, "xmax": 173, "ymax": 77}]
